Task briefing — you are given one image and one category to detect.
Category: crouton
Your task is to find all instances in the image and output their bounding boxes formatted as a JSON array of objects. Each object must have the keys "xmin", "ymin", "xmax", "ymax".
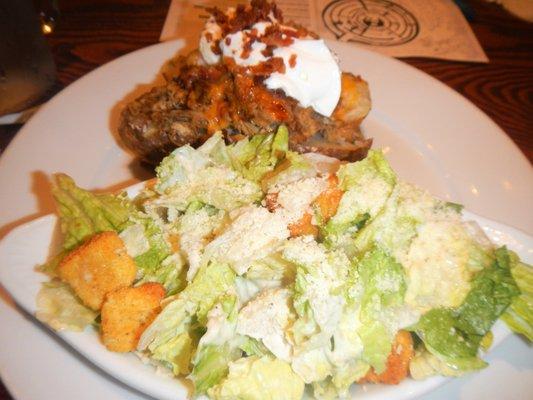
[
  {"xmin": 101, "ymin": 282, "xmax": 165, "ymax": 352},
  {"xmin": 288, "ymin": 175, "xmax": 343, "ymax": 238},
  {"xmin": 314, "ymin": 174, "xmax": 343, "ymax": 221},
  {"xmin": 289, "ymin": 212, "xmax": 319, "ymax": 237},
  {"xmin": 359, "ymin": 330, "xmax": 414, "ymax": 385},
  {"xmin": 58, "ymin": 231, "xmax": 137, "ymax": 310}
]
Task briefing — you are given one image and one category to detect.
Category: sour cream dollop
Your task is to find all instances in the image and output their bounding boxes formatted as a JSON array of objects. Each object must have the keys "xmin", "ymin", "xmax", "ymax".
[
  {"xmin": 264, "ymin": 39, "xmax": 340, "ymax": 118},
  {"xmin": 198, "ymin": 15, "xmax": 341, "ymax": 117}
]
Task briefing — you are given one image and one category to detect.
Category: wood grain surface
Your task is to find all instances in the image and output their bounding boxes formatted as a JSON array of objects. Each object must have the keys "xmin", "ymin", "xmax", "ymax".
[{"xmin": 0, "ymin": 0, "xmax": 532, "ymax": 399}]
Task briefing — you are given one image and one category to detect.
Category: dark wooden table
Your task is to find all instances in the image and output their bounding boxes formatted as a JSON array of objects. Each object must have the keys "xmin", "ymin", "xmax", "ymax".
[{"xmin": 0, "ymin": 0, "xmax": 532, "ymax": 399}]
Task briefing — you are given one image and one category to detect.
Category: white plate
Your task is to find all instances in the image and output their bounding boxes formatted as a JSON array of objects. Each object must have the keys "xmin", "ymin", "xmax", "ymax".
[{"xmin": 0, "ymin": 39, "xmax": 532, "ymax": 400}]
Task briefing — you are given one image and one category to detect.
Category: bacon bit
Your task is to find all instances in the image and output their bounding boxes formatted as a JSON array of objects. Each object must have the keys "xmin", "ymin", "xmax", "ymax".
[
  {"xmin": 265, "ymin": 192, "xmax": 279, "ymax": 212},
  {"xmin": 225, "ymin": 36, "xmax": 232, "ymax": 46},
  {"xmin": 261, "ymin": 45, "xmax": 275, "ymax": 58},
  {"xmin": 205, "ymin": 32, "xmax": 213, "ymax": 41},
  {"xmin": 211, "ymin": 42, "xmax": 222, "ymax": 55},
  {"xmin": 207, "ymin": 0, "xmax": 283, "ymax": 37},
  {"xmin": 241, "ymin": 37, "xmax": 253, "ymax": 59},
  {"xmin": 249, "ymin": 57, "xmax": 285, "ymax": 76},
  {"xmin": 289, "ymin": 54, "xmax": 297, "ymax": 68},
  {"xmin": 262, "ymin": 26, "xmax": 295, "ymax": 47}
]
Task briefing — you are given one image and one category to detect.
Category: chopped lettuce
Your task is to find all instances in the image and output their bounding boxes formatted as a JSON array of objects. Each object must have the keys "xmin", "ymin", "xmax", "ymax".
[
  {"xmin": 226, "ymin": 125, "xmax": 289, "ymax": 183},
  {"xmin": 36, "ymin": 280, "xmax": 97, "ymax": 331},
  {"xmin": 138, "ymin": 261, "xmax": 236, "ymax": 370},
  {"xmin": 121, "ymin": 213, "xmax": 184, "ymax": 295},
  {"xmin": 177, "ymin": 204, "xmax": 227, "ymax": 282},
  {"xmin": 190, "ymin": 297, "xmax": 244, "ymax": 393},
  {"xmin": 412, "ymin": 247, "xmax": 520, "ymax": 374},
  {"xmin": 192, "ymin": 343, "xmax": 242, "ymax": 393},
  {"xmin": 357, "ymin": 246, "xmax": 406, "ymax": 373},
  {"xmin": 284, "ymin": 236, "xmax": 349, "ymax": 336},
  {"xmin": 41, "ymin": 174, "xmax": 134, "ymax": 275},
  {"xmin": 323, "ymin": 150, "xmax": 396, "ymax": 250},
  {"xmin": 151, "ymin": 331, "xmax": 197, "ymax": 375},
  {"xmin": 51, "ymin": 174, "xmax": 134, "ymax": 250},
  {"xmin": 455, "ymin": 247, "xmax": 520, "ymax": 336},
  {"xmin": 239, "ymin": 337, "xmax": 271, "ymax": 357},
  {"xmin": 208, "ymin": 355, "xmax": 304, "ymax": 400},
  {"xmin": 236, "ymin": 288, "xmax": 293, "ymax": 361},
  {"xmin": 153, "ymin": 137, "xmax": 262, "ymax": 211},
  {"xmin": 410, "ymin": 347, "xmax": 472, "ymax": 380},
  {"xmin": 500, "ymin": 252, "xmax": 533, "ymax": 340}
]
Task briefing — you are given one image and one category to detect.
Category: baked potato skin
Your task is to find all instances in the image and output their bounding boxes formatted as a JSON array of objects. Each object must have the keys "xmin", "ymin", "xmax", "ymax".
[{"xmin": 118, "ymin": 53, "xmax": 372, "ymax": 166}]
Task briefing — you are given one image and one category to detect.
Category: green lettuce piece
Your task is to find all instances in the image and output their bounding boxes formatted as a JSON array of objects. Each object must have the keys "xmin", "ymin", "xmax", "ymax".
[
  {"xmin": 359, "ymin": 247, "xmax": 406, "ymax": 314},
  {"xmin": 239, "ymin": 337, "xmax": 271, "ymax": 357},
  {"xmin": 120, "ymin": 214, "xmax": 184, "ymax": 295},
  {"xmin": 323, "ymin": 150, "xmax": 396, "ymax": 248},
  {"xmin": 260, "ymin": 151, "xmax": 315, "ymax": 191},
  {"xmin": 52, "ymin": 174, "xmax": 133, "ymax": 250},
  {"xmin": 411, "ymin": 309, "xmax": 488, "ymax": 375},
  {"xmin": 153, "ymin": 135, "xmax": 262, "ymax": 211},
  {"xmin": 357, "ymin": 247, "xmax": 406, "ymax": 373},
  {"xmin": 412, "ymin": 248, "xmax": 520, "ymax": 373},
  {"xmin": 227, "ymin": 125, "xmax": 289, "ymax": 183},
  {"xmin": 501, "ymin": 253, "xmax": 533, "ymax": 341},
  {"xmin": 312, "ymin": 361, "xmax": 369, "ymax": 399},
  {"xmin": 190, "ymin": 295, "xmax": 243, "ymax": 393},
  {"xmin": 455, "ymin": 247, "xmax": 520, "ymax": 336},
  {"xmin": 151, "ymin": 331, "xmax": 197, "ymax": 375},
  {"xmin": 409, "ymin": 346, "xmax": 482, "ymax": 380},
  {"xmin": 138, "ymin": 261, "xmax": 235, "ymax": 359},
  {"xmin": 245, "ymin": 253, "xmax": 296, "ymax": 287},
  {"xmin": 208, "ymin": 355, "xmax": 305, "ymax": 400},
  {"xmin": 178, "ymin": 203, "xmax": 227, "ymax": 282},
  {"xmin": 35, "ymin": 280, "xmax": 97, "ymax": 331},
  {"xmin": 155, "ymin": 144, "xmax": 210, "ymax": 194},
  {"xmin": 41, "ymin": 174, "xmax": 134, "ymax": 275},
  {"xmin": 137, "ymin": 255, "xmax": 185, "ymax": 296},
  {"xmin": 283, "ymin": 237, "xmax": 349, "ymax": 335},
  {"xmin": 129, "ymin": 216, "xmax": 171, "ymax": 271},
  {"xmin": 191, "ymin": 344, "xmax": 242, "ymax": 394}
]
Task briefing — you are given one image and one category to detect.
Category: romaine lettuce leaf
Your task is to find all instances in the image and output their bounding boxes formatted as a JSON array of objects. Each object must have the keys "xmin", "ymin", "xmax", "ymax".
[
  {"xmin": 455, "ymin": 247, "xmax": 520, "ymax": 336},
  {"xmin": 36, "ymin": 280, "xmax": 97, "ymax": 331},
  {"xmin": 208, "ymin": 355, "xmax": 304, "ymax": 400},
  {"xmin": 151, "ymin": 331, "xmax": 197, "ymax": 375},
  {"xmin": 191, "ymin": 343, "xmax": 242, "ymax": 394},
  {"xmin": 500, "ymin": 252, "xmax": 533, "ymax": 340},
  {"xmin": 41, "ymin": 174, "xmax": 134, "ymax": 275},
  {"xmin": 152, "ymin": 136, "xmax": 262, "ymax": 211},
  {"xmin": 51, "ymin": 174, "xmax": 134, "ymax": 250},
  {"xmin": 356, "ymin": 247, "xmax": 407, "ymax": 373},
  {"xmin": 138, "ymin": 261, "xmax": 236, "ymax": 369},
  {"xmin": 411, "ymin": 247, "xmax": 520, "ymax": 373},
  {"xmin": 121, "ymin": 213, "xmax": 184, "ymax": 295},
  {"xmin": 227, "ymin": 125, "xmax": 289, "ymax": 183},
  {"xmin": 239, "ymin": 337, "xmax": 271, "ymax": 357},
  {"xmin": 190, "ymin": 297, "xmax": 242, "ymax": 393},
  {"xmin": 323, "ymin": 150, "xmax": 396, "ymax": 250}
]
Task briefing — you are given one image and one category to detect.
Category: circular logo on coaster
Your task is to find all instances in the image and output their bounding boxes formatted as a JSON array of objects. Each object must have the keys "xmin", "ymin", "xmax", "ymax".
[{"xmin": 322, "ymin": 0, "xmax": 419, "ymax": 46}]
